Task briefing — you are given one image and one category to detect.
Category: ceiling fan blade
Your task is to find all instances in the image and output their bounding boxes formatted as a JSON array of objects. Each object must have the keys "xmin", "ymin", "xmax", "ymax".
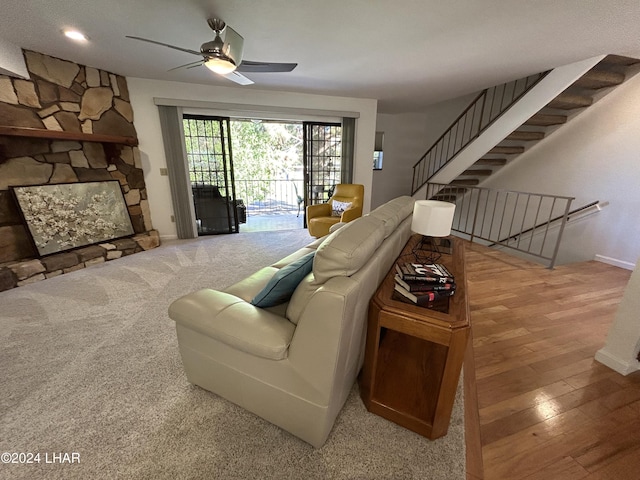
[
  {"xmin": 126, "ymin": 36, "xmax": 202, "ymax": 56},
  {"xmin": 168, "ymin": 60, "xmax": 204, "ymax": 71},
  {"xmin": 221, "ymin": 71, "xmax": 254, "ymax": 86},
  {"xmin": 223, "ymin": 26, "xmax": 245, "ymax": 65},
  {"xmin": 236, "ymin": 61, "xmax": 298, "ymax": 73}
]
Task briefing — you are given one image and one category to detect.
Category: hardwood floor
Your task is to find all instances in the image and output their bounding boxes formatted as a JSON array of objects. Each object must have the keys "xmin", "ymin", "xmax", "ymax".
[{"xmin": 462, "ymin": 242, "xmax": 640, "ymax": 480}]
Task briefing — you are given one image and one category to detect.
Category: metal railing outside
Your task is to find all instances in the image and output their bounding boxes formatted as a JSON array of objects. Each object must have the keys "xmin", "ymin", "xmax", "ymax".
[
  {"xmin": 426, "ymin": 183, "xmax": 574, "ymax": 268},
  {"xmin": 412, "ymin": 71, "xmax": 550, "ymax": 195},
  {"xmin": 234, "ymin": 179, "xmax": 304, "ymax": 215}
]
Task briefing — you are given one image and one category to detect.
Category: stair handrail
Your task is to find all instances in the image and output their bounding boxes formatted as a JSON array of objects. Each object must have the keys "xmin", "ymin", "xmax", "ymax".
[
  {"xmin": 491, "ymin": 200, "xmax": 600, "ymax": 246},
  {"xmin": 412, "ymin": 71, "xmax": 550, "ymax": 195},
  {"xmin": 425, "ymin": 182, "xmax": 577, "ymax": 268}
]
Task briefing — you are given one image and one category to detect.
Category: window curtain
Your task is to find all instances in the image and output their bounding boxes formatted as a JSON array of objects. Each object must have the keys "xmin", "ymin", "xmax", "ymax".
[
  {"xmin": 341, "ymin": 117, "xmax": 355, "ymax": 183},
  {"xmin": 157, "ymin": 105, "xmax": 198, "ymax": 239}
]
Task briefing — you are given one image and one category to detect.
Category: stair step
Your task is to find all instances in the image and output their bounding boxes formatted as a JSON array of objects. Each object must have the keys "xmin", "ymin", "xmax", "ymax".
[
  {"xmin": 489, "ymin": 146, "xmax": 525, "ymax": 154},
  {"xmin": 475, "ymin": 158, "xmax": 507, "ymax": 166},
  {"xmin": 573, "ymin": 69, "xmax": 625, "ymax": 89},
  {"xmin": 507, "ymin": 131, "xmax": 545, "ymax": 141},
  {"xmin": 600, "ymin": 54, "xmax": 640, "ymax": 67},
  {"xmin": 451, "ymin": 179, "xmax": 479, "ymax": 186},
  {"xmin": 525, "ymin": 114, "xmax": 567, "ymax": 126},
  {"xmin": 461, "ymin": 169, "xmax": 492, "ymax": 177},
  {"xmin": 436, "ymin": 186, "xmax": 468, "ymax": 194},
  {"xmin": 548, "ymin": 93, "xmax": 593, "ymax": 110},
  {"xmin": 433, "ymin": 194, "xmax": 459, "ymax": 202}
]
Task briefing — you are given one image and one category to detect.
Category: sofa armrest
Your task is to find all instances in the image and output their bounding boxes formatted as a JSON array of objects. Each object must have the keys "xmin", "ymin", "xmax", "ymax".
[
  {"xmin": 224, "ymin": 266, "xmax": 278, "ymax": 302},
  {"xmin": 307, "ymin": 203, "xmax": 331, "ymax": 219},
  {"xmin": 169, "ymin": 289, "xmax": 295, "ymax": 360}
]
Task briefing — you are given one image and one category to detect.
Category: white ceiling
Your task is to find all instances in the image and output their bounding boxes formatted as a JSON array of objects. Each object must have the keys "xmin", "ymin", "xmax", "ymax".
[{"xmin": 2, "ymin": 0, "xmax": 640, "ymax": 114}]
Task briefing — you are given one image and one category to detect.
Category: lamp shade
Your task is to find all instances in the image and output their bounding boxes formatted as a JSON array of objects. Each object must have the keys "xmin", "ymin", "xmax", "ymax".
[{"xmin": 411, "ymin": 200, "xmax": 456, "ymax": 237}]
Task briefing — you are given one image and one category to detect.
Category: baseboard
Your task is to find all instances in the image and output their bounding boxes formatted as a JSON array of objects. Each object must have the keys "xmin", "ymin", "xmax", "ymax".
[
  {"xmin": 160, "ymin": 234, "xmax": 178, "ymax": 242},
  {"xmin": 595, "ymin": 349, "xmax": 640, "ymax": 375},
  {"xmin": 594, "ymin": 254, "xmax": 636, "ymax": 271}
]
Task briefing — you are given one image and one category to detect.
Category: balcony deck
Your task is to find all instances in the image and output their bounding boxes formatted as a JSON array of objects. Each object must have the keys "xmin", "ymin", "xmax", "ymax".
[{"xmin": 240, "ymin": 211, "xmax": 304, "ymax": 233}]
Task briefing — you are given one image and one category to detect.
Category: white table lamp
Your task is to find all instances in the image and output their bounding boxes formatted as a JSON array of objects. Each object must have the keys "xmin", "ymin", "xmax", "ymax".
[{"xmin": 411, "ymin": 200, "xmax": 456, "ymax": 262}]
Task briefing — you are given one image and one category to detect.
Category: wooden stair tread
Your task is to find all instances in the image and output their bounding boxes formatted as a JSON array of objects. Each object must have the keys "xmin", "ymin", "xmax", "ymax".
[
  {"xmin": 600, "ymin": 54, "xmax": 640, "ymax": 67},
  {"xmin": 475, "ymin": 158, "xmax": 507, "ymax": 166},
  {"xmin": 525, "ymin": 114, "xmax": 567, "ymax": 126},
  {"xmin": 547, "ymin": 93, "xmax": 593, "ymax": 110},
  {"xmin": 461, "ymin": 169, "xmax": 492, "ymax": 176},
  {"xmin": 507, "ymin": 131, "xmax": 545, "ymax": 141},
  {"xmin": 437, "ymin": 186, "xmax": 469, "ymax": 194},
  {"xmin": 451, "ymin": 179, "xmax": 479, "ymax": 186},
  {"xmin": 573, "ymin": 69, "xmax": 625, "ymax": 89},
  {"xmin": 489, "ymin": 146, "xmax": 525, "ymax": 154}
]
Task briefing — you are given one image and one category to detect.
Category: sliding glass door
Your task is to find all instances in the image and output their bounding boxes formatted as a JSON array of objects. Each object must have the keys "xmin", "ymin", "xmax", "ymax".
[
  {"xmin": 303, "ymin": 122, "xmax": 342, "ymax": 208},
  {"xmin": 183, "ymin": 115, "xmax": 239, "ymax": 235}
]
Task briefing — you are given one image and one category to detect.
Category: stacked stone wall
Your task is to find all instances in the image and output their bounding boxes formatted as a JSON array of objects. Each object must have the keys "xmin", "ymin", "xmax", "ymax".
[{"xmin": 0, "ymin": 50, "xmax": 159, "ymax": 292}]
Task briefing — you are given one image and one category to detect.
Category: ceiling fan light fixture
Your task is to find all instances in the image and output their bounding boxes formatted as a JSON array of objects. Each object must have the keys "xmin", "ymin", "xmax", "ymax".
[
  {"xmin": 204, "ymin": 56, "xmax": 237, "ymax": 74},
  {"xmin": 63, "ymin": 29, "xmax": 88, "ymax": 42}
]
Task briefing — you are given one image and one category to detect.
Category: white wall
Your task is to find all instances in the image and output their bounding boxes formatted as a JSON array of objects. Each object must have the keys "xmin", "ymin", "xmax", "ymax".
[
  {"xmin": 127, "ymin": 77, "xmax": 377, "ymax": 239},
  {"xmin": 372, "ymin": 113, "xmax": 429, "ymax": 207},
  {"xmin": 480, "ymin": 72, "xmax": 640, "ymax": 268},
  {"xmin": 373, "ymin": 94, "xmax": 476, "ymax": 208}
]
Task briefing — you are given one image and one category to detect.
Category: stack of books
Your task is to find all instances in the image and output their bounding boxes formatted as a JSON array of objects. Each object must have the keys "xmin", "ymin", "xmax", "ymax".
[{"xmin": 393, "ymin": 261, "xmax": 456, "ymax": 308}]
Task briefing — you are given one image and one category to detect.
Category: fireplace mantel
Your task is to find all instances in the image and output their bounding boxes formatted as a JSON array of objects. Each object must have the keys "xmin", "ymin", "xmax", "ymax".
[{"xmin": 0, "ymin": 125, "xmax": 138, "ymax": 146}]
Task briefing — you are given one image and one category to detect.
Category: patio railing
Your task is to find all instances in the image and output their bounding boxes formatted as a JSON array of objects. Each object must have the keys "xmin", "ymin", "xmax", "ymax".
[{"xmin": 234, "ymin": 179, "xmax": 304, "ymax": 214}]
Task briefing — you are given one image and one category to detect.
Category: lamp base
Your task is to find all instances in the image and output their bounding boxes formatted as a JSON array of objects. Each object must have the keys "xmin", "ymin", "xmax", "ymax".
[{"xmin": 412, "ymin": 236, "xmax": 451, "ymax": 264}]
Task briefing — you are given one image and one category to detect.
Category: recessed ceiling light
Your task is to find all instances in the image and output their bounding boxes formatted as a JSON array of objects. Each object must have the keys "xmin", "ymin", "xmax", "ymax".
[{"xmin": 63, "ymin": 30, "xmax": 88, "ymax": 42}]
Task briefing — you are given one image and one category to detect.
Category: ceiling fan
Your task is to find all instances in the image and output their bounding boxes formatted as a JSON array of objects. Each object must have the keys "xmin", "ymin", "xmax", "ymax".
[{"xmin": 126, "ymin": 18, "xmax": 297, "ymax": 85}]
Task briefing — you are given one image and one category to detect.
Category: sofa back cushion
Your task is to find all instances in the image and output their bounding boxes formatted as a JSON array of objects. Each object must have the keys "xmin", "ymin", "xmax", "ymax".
[
  {"xmin": 367, "ymin": 196, "xmax": 415, "ymax": 238},
  {"xmin": 312, "ymin": 215, "xmax": 385, "ymax": 285},
  {"xmin": 367, "ymin": 204, "xmax": 400, "ymax": 238},
  {"xmin": 286, "ymin": 215, "xmax": 385, "ymax": 325},
  {"xmin": 285, "ymin": 275, "xmax": 315, "ymax": 325},
  {"xmin": 387, "ymin": 195, "xmax": 415, "ymax": 220}
]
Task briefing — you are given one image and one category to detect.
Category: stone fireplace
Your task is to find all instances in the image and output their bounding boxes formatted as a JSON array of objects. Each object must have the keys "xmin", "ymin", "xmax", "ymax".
[{"xmin": 0, "ymin": 50, "xmax": 158, "ymax": 292}]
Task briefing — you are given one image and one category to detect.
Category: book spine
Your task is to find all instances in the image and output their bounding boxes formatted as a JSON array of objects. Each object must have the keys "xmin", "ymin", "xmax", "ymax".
[
  {"xmin": 401, "ymin": 274, "xmax": 455, "ymax": 283},
  {"xmin": 392, "ymin": 291, "xmax": 447, "ymax": 309},
  {"xmin": 408, "ymin": 283, "xmax": 456, "ymax": 293},
  {"xmin": 396, "ymin": 262, "xmax": 455, "ymax": 283},
  {"xmin": 394, "ymin": 283, "xmax": 455, "ymax": 304}
]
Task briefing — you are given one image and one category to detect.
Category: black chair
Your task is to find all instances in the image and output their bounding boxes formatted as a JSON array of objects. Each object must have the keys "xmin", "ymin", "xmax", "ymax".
[{"xmin": 192, "ymin": 184, "xmax": 235, "ymax": 234}]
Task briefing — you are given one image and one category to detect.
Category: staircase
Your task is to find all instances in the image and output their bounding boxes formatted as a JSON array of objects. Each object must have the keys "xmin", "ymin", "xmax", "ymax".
[{"xmin": 412, "ymin": 54, "xmax": 640, "ymax": 196}]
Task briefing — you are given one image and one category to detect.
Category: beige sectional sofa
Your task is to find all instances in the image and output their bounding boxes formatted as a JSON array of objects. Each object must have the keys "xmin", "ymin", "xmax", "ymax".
[{"xmin": 168, "ymin": 195, "xmax": 416, "ymax": 447}]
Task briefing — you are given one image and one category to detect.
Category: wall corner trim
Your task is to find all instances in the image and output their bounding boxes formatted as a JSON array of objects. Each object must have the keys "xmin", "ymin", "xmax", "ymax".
[{"xmin": 595, "ymin": 349, "xmax": 640, "ymax": 376}]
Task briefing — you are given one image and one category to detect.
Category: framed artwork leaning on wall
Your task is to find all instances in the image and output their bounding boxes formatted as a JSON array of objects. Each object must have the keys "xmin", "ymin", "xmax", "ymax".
[{"xmin": 11, "ymin": 180, "xmax": 135, "ymax": 257}]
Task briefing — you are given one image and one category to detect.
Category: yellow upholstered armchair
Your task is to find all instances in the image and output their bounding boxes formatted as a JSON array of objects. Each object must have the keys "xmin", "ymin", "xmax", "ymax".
[{"xmin": 306, "ymin": 183, "xmax": 365, "ymax": 237}]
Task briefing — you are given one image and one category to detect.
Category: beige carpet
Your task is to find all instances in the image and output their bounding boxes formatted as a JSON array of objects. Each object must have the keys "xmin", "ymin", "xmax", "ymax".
[{"xmin": 0, "ymin": 229, "xmax": 465, "ymax": 479}]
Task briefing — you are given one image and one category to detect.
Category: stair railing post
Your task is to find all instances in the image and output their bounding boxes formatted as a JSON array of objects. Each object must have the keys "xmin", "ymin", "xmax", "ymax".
[
  {"xmin": 548, "ymin": 198, "xmax": 574, "ymax": 269},
  {"xmin": 470, "ymin": 187, "xmax": 481, "ymax": 244},
  {"xmin": 478, "ymin": 89, "xmax": 488, "ymax": 131}
]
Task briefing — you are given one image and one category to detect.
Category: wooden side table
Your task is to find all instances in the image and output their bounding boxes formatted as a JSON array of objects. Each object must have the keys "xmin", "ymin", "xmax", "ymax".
[{"xmin": 359, "ymin": 235, "xmax": 470, "ymax": 440}]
